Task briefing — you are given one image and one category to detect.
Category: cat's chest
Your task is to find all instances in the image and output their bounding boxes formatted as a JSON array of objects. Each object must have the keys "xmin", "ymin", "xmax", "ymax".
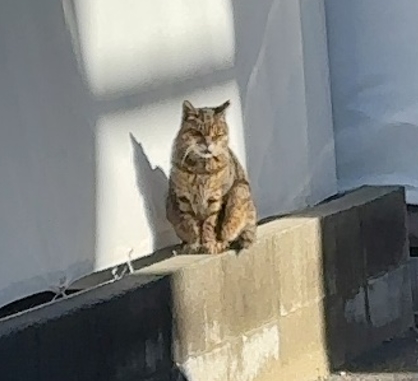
[
  {"xmin": 188, "ymin": 173, "xmax": 220, "ymax": 193},
  {"xmin": 173, "ymin": 170, "xmax": 226, "ymax": 198},
  {"xmin": 186, "ymin": 176, "xmax": 223, "ymax": 213}
]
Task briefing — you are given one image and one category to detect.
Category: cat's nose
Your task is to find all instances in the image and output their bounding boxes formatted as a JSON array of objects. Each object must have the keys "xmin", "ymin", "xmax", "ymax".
[{"xmin": 206, "ymin": 143, "xmax": 214, "ymax": 153}]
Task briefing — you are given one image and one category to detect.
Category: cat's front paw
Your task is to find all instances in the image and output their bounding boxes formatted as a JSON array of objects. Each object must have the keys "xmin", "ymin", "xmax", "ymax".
[
  {"xmin": 202, "ymin": 241, "xmax": 227, "ymax": 255},
  {"xmin": 181, "ymin": 242, "xmax": 201, "ymax": 254}
]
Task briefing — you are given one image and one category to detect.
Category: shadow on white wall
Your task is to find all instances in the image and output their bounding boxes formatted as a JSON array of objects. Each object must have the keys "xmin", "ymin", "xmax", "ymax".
[{"xmin": 129, "ymin": 133, "xmax": 178, "ymax": 251}]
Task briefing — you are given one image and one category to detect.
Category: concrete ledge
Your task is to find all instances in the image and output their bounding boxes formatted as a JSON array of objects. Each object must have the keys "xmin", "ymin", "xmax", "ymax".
[
  {"xmin": 0, "ymin": 186, "xmax": 412, "ymax": 381},
  {"xmin": 138, "ymin": 186, "xmax": 412, "ymax": 380}
]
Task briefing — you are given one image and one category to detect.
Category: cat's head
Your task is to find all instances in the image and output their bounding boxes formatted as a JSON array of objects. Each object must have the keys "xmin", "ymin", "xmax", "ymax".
[{"xmin": 176, "ymin": 100, "xmax": 231, "ymax": 161}]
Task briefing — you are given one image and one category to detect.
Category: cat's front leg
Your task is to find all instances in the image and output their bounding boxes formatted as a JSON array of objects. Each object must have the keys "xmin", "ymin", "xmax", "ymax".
[
  {"xmin": 166, "ymin": 194, "xmax": 201, "ymax": 253},
  {"xmin": 202, "ymin": 213, "xmax": 227, "ymax": 254},
  {"xmin": 172, "ymin": 214, "xmax": 201, "ymax": 253},
  {"xmin": 221, "ymin": 182, "xmax": 257, "ymax": 249}
]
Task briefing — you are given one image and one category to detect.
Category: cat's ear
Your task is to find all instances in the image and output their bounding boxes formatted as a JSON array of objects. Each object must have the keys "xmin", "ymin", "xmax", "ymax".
[
  {"xmin": 214, "ymin": 100, "xmax": 231, "ymax": 115},
  {"xmin": 182, "ymin": 100, "xmax": 197, "ymax": 118}
]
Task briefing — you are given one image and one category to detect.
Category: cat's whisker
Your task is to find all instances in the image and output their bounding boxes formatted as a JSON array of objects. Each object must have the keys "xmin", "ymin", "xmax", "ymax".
[
  {"xmin": 217, "ymin": 146, "xmax": 228, "ymax": 157},
  {"xmin": 181, "ymin": 145, "xmax": 195, "ymax": 166}
]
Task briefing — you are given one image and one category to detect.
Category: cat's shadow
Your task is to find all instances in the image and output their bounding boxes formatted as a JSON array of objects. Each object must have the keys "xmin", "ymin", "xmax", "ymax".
[{"xmin": 130, "ymin": 133, "xmax": 179, "ymax": 252}]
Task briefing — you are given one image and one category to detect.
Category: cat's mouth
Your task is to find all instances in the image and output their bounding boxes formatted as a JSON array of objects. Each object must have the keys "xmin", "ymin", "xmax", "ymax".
[
  {"xmin": 196, "ymin": 147, "xmax": 215, "ymax": 159},
  {"xmin": 198, "ymin": 150, "xmax": 213, "ymax": 159},
  {"xmin": 182, "ymin": 145, "xmax": 222, "ymax": 164}
]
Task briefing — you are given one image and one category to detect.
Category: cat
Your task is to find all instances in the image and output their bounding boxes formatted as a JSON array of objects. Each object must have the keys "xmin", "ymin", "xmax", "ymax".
[{"xmin": 166, "ymin": 99, "xmax": 257, "ymax": 254}]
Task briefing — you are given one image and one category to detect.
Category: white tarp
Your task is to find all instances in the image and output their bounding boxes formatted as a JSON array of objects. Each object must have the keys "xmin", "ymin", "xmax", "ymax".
[
  {"xmin": 0, "ymin": 0, "xmax": 95, "ymax": 306},
  {"xmin": 326, "ymin": 0, "xmax": 418, "ymax": 204},
  {"xmin": 0, "ymin": 0, "xmax": 336, "ymax": 308}
]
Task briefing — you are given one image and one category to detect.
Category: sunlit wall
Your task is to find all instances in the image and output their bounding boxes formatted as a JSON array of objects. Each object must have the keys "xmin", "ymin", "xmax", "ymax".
[{"xmin": 0, "ymin": 0, "xmax": 336, "ymax": 307}]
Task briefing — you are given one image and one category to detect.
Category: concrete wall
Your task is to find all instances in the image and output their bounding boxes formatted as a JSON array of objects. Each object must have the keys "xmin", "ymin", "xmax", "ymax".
[
  {"xmin": 139, "ymin": 186, "xmax": 412, "ymax": 380},
  {"xmin": 0, "ymin": 186, "xmax": 411, "ymax": 381},
  {"xmin": 0, "ymin": 0, "xmax": 337, "ymax": 308}
]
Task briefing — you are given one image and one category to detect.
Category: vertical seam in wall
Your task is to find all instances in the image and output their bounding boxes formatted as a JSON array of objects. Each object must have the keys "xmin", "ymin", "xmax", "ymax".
[
  {"xmin": 322, "ymin": 0, "xmax": 340, "ymax": 182},
  {"xmin": 359, "ymin": 214, "xmax": 372, "ymax": 330},
  {"xmin": 296, "ymin": 0, "xmax": 312, "ymax": 205},
  {"xmin": 298, "ymin": 0, "xmax": 337, "ymax": 205}
]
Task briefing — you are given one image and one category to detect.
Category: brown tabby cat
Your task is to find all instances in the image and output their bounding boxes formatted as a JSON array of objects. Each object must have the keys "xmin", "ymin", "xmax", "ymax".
[{"xmin": 166, "ymin": 100, "xmax": 257, "ymax": 254}]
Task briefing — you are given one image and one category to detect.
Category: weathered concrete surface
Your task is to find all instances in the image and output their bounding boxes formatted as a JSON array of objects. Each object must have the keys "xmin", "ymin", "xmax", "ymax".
[
  {"xmin": 0, "ymin": 186, "xmax": 411, "ymax": 381},
  {"xmin": 409, "ymin": 257, "xmax": 418, "ymax": 311},
  {"xmin": 0, "ymin": 274, "xmax": 175, "ymax": 381},
  {"xmin": 137, "ymin": 186, "xmax": 413, "ymax": 381},
  {"xmin": 328, "ymin": 329, "xmax": 418, "ymax": 381},
  {"xmin": 312, "ymin": 187, "xmax": 413, "ymax": 368}
]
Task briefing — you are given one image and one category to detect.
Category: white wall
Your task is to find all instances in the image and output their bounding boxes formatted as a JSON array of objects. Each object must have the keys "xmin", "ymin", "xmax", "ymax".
[
  {"xmin": 0, "ymin": 0, "xmax": 337, "ymax": 308},
  {"xmin": 326, "ymin": 0, "xmax": 418, "ymax": 204}
]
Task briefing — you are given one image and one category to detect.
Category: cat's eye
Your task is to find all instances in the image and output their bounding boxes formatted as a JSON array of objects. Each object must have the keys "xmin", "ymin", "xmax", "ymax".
[
  {"xmin": 187, "ymin": 129, "xmax": 203, "ymax": 137},
  {"xmin": 178, "ymin": 196, "xmax": 189, "ymax": 203},
  {"xmin": 208, "ymin": 198, "xmax": 217, "ymax": 204}
]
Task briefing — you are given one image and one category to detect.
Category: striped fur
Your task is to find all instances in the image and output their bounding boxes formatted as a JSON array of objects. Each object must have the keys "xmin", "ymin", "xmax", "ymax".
[{"xmin": 166, "ymin": 100, "xmax": 257, "ymax": 254}]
